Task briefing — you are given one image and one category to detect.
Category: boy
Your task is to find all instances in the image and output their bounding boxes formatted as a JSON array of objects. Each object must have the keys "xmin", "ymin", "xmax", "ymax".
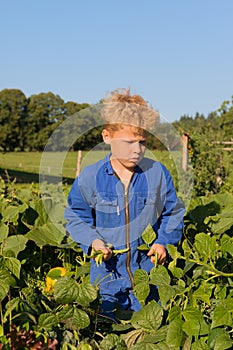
[{"xmin": 65, "ymin": 89, "xmax": 185, "ymax": 317}]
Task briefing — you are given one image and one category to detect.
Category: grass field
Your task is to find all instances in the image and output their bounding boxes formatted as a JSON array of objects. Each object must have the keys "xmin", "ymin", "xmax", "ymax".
[{"xmin": 0, "ymin": 150, "xmax": 180, "ymax": 184}]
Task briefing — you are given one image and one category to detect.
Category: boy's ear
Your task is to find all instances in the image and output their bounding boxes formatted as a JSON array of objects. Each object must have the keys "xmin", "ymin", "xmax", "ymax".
[{"xmin": 102, "ymin": 129, "xmax": 111, "ymax": 144}]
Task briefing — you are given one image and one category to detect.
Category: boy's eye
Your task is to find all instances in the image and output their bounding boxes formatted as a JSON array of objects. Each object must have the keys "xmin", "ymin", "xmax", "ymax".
[
  {"xmin": 121, "ymin": 139, "xmax": 147, "ymax": 146},
  {"xmin": 139, "ymin": 140, "xmax": 146, "ymax": 145},
  {"xmin": 122, "ymin": 140, "xmax": 135, "ymax": 144},
  {"xmin": 122, "ymin": 140, "xmax": 146, "ymax": 145}
]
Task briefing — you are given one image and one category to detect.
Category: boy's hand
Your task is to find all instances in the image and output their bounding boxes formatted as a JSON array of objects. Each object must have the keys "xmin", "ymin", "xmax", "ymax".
[
  {"xmin": 147, "ymin": 244, "xmax": 167, "ymax": 265},
  {"xmin": 91, "ymin": 239, "xmax": 112, "ymax": 261}
]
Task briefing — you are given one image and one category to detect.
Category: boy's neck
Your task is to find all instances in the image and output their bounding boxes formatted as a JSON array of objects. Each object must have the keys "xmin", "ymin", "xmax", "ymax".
[{"xmin": 110, "ymin": 157, "xmax": 134, "ymax": 185}]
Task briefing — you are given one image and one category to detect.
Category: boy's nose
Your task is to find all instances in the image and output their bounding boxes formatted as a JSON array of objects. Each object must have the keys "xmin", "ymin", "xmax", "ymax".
[{"xmin": 133, "ymin": 142, "xmax": 142, "ymax": 153}]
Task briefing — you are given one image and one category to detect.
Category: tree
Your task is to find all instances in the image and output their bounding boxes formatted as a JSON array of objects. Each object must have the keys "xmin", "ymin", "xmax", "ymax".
[
  {"xmin": 217, "ymin": 98, "xmax": 233, "ymax": 140},
  {"xmin": 65, "ymin": 101, "xmax": 90, "ymax": 116},
  {"xmin": 0, "ymin": 89, "xmax": 27, "ymax": 151},
  {"xmin": 25, "ymin": 92, "xmax": 66, "ymax": 151}
]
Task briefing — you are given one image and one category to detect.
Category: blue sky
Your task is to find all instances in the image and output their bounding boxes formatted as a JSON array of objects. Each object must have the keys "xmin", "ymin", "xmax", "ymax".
[{"xmin": 1, "ymin": 0, "xmax": 233, "ymax": 122}]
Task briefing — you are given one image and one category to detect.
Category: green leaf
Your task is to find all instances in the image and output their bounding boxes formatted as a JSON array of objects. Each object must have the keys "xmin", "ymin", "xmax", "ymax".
[
  {"xmin": 166, "ymin": 244, "xmax": 182, "ymax": 260},
  {"xmin": 34, "ymin": 198, "xmax": 50, "ymax": 226},
  {"xmin": 211, "ymin": 304, "xmax": 232, "ymax": 329},
  {"xmin": 208, "ymin": 328, "xmax": 233, "ymax": 350},
  {"xmin": 211, "ymin": 217, "xmax": 233, "ymax": 235},
  {"xmin": 100, "ymin": 333, "xmax": 125, "ymax": 350},
  {"xmin": 191, "ymin": 339, "xmax": 210, "ymax": 350},
  {"xmin": 72, "ymin": 307, "xmax": 90, "ymax": 329},
  {"xmin": 150, "ymin": 265, "xmax": 171, "ymax": 286},
  {"xmin": 182, "ymin": 319, "xmax": 200, "ymax": 338},
  {"xmin": 142, "ymin": 223, "xmax": 157, "ymax": 245},
  {"xmin": 0, "ymin": 269, "xmax": 16, "ymax": 289},
  {"xmin": 46, "ymin": 200, "xmax": 67, "ymax": 225},
  {"xmin": 166, "ymin": 318, "xmax": 184, "ymax": 349},
  {"xmin": 142, "ymin": 326, "xmax": 168, "ymax": 344},
  {"xmin": 183, "ymin": 307, "xmax": 209, "ymax": 336},
  {"xmin": 2, "ymin": 235, "xmax": 27, "ymax": 258},
  {"xmin": 132, "ymin": 342, "xmax": 168, "ymax": 350},
  {"xmin": 133, "ymin": 282, "xmax": 150, "ymax": 305},
  {"xmin": 134, "ymin": 269, "xmax": 149, "ymax": 285},
  {"xmin": 182, "ymin": 239, "xmax": 192, "ymax": 258},
  {"xmin": 123, "ymin": 329, "xmax": 145, "ymax": 349},
  {"xmin": 17, "ymin": 187, "xmax": 35, "ymax": 203},
  {"xmin": 221, "ymin": 234, "xmax": 233, "ymax": 256},
  {"xmin": 33, "ymin": 195, "xmax": 67, "ymax": 226},
  {"xmin": 168, "ymin": 305, "xmax": 182, "ymax": 322},
  {"xmin": 47, "ymin": 268, "xmax": 65, "ymax": 279},
  {"xmin": 75, "ymin": 263, "xmax": 91, "ymax": 278},
  {"xmin": 0, "ymin": 269, "xmax": 15, "ymax": 302},
  {"xmin": 0, "ymin": 282, "xmax": 10, "ymax": 302},
  {"xmin": 56, "ymin": 305, "xmax": 74, "ymax": 321},
  {"xmin": 2, "ymin": 203, "xmax": 28, "ymax": 223},
  {"xmin": 133, "ymin": 274, "xmax": 150, "ymax": 304},
  {"xmin": 214, "ymin": 285, "xmax": 227, "ymax": 300},
  {"xmin": 137, "ymin": 244, "xmax": 150, "ymax": 251},
  {"xmin": 193, "ymin": 282, "xmax": 214, "ymax": 305},
  {"xmin": 26, "ymin": 222, "xmax": 66, "ymax": 247},
  {"xmin": 3, "ymin": 297, "xmax": 21, "ymax": 322},
  {"xmin": 0, "ymin": 222, "xmax": 8, "ymax": 242},
  {"xmin": 78, "ymin": 344, "xmax": 93, "ymax": 350},
  {"xmin": 4, "ymin": 257, "xmax": 21, "ymax": 279},
  {"xmin": 76, "ymin": 283, "xmax": 97, "ymax": 306},
  {"xmin": 54, "ymin": 276, "xmax": 78, "ymax": 304},
  {"xmin": 112, "ymin": 323, "xmax": 132, "ymax": 332},
  {"xmin": 158, "ymin": 285, "xmax": 176, "ymax": 307},
  {"xmin": 131, "ymin": 300, "xmax": 163, "ymax": 331},
  {"xmin": 38, "ymin": 313, "xmax": 58, "ymax": 331},
  {"xmin": 168, "ymin": 260, "xmax": 184, "ymax": 279},
  {"xmin": 194, "ymin": 233, "xmax": 217, "ymax": 261},
  {"xmin": 225, "ymin": 296, "xmax": 233, "ymax": 309},
  {"xmin": 173, "ymin": 284, "xmax": 186, "ymax": 296}
]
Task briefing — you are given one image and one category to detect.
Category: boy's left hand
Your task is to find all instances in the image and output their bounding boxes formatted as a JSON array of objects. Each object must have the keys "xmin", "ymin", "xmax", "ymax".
[{"xmin": 147, "ymin": 244, "xmax": 167, "ymax": 265}]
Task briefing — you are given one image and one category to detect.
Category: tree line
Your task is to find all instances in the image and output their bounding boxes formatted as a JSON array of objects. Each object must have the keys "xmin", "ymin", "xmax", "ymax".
[
  {"xmin": 0, "ymin": 88, "xmax": 169, "ymax": 152},
  {"xmin": 0, "ymin": 88, "xmax": 232, "ymax": 155}
]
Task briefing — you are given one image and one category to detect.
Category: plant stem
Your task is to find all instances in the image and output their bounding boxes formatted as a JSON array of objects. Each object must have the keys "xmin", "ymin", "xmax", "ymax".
[
  {"xmin": 185, "ymin": 257, "xmax": 233, "ymax": 277},
  {"xmin": 0, "ymin": 302, "xmax": 4, "ymax": 335}
]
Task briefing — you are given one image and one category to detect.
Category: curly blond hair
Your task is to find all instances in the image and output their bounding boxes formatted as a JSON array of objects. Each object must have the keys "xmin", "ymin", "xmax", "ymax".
[{"xmin": 101, "ymin": 88, "xmax": 159, "ymax": 134}]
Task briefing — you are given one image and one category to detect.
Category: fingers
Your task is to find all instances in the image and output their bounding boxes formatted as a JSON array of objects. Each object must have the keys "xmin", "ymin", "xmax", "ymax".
[
  {"xmin": 91, "ymin": 239, "xmax": 113, "ymax": 262},
  {"xmin": 91, "ymin": 238, "xmax": 106, "ymax": 251},
  {"xmin": 101, "ymin": 247, "xmax": 112, "ymax": 261},
  {"xmin": 147, "ymin": 244, "xmax": 167, "ymax": 265},
  {"xmin": 149, "ymin": 253, "xmax": 165, "ymax": 265}
]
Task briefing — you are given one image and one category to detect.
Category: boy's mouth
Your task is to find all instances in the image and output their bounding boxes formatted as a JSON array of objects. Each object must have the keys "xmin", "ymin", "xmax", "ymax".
[{"xmin": 129, "ymin": 157, "xmax": 140, "ymax": 163}]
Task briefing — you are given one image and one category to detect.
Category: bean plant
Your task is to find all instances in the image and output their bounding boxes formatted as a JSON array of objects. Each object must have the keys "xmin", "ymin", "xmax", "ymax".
[{"xmin": 0, "ymin": 177, "xmax": 232, "ymax": 349}]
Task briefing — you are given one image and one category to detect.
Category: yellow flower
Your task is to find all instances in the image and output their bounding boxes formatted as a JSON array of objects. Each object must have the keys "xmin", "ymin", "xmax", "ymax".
[{"xmin": 45, "ymin": 267, "xmax": 67, "ymax": 292}]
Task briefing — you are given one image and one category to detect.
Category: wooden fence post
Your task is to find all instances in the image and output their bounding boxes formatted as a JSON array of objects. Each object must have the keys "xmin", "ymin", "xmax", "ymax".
[
  {"xmin": 76, "ymin": 150, "xmax": 82, "ymax": 177},
  {"xmin": 181, "ymin": 133, "xmax": 189, "ymax": 171}
]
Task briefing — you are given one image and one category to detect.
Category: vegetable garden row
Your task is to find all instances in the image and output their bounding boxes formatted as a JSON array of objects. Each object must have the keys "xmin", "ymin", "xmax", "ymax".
[{"xmin": 0, "ymin": 175, "xmax": 233, "ymax": 349}]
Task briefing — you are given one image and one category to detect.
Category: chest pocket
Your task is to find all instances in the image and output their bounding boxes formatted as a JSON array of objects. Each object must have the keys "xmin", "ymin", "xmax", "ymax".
[
  {"xmin": 137, "ymin": 193, "xmax": 157, "ymax": 208},
  {"xmin": 137, "ymin": 193, "xmax": 158, "ymax": 230},
  {"xmin": 95, "ymin": 194, "xmax": 120, "ymax": 228}
]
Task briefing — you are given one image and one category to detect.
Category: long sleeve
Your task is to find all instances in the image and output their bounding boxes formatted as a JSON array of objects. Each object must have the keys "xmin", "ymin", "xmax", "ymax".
[
  {"xmin": 154, "ymin": 166, "xmax": 185, "ymax": 247},
  {"xmin": 64, "ymin": 175, "xmax": 102, "ymax": 255}
]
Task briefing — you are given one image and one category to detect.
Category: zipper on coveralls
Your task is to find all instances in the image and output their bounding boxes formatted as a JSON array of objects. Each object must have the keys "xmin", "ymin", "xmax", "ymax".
[
  {"xmin": 114, "ymin": 171, "xmax": 134, "ymax": 289},
  {"xmin": 124, "ymin": 183, "xmax": 134, "ymax": 289}
]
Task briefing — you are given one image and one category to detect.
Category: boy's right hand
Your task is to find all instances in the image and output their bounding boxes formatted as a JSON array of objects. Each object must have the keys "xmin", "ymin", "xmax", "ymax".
[{"xmin": 91, "ymin": 239, "xmax": 113, "ymax": 261}]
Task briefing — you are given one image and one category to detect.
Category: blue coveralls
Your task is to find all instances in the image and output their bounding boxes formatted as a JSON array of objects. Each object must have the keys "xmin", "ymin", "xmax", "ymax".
[{"xmin": 65, "ymin": 154, "xmax": 185, "ymax": 314}]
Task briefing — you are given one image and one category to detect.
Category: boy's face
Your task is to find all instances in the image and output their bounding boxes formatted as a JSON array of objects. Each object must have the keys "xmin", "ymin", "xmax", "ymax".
[{"xmin": 102, "ymin": 125, "xmax": 147, "ymax": 170}]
